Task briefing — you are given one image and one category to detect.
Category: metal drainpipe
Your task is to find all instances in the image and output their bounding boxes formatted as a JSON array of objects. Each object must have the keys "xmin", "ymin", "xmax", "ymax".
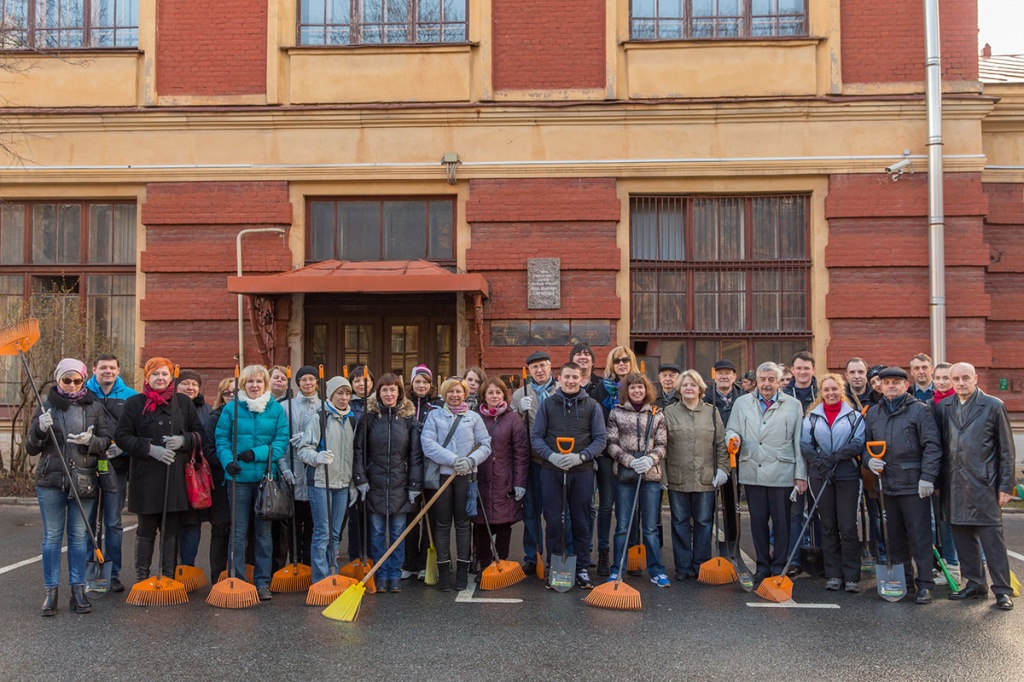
[
  {"xmin": 236, "ymin": 227, "xmax": 287, "ymax": 367},
  {"xmin": 924, "ymin": 0, "xmax": 946, "ymax": 363}
]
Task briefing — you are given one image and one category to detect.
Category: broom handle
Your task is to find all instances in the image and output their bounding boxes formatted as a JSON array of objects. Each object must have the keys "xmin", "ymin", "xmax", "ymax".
[
  {"xmin": 615, "ymin": 475, "xmax": 643, "ymax": 580},
  {"xmin": 475, "ymin": 471, "xmax": 501, "ymax": 561},
  {"xmin": 778, "ymin": 475, "xmax": 830, "ymax": 577},
  {"xmin": 159, "ymin": 366, "xmax": 179, "ymax": 578},
  {"xmin": 228, "ymin": 368, "xmax": 240, "ymax": 579},
  {"xmin": 358, "ymin": 472, "xmax": 457, "ymax": 586}
]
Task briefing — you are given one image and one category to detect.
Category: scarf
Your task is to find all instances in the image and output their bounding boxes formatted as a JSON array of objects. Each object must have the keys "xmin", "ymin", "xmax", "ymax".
[
  {"xmin": 934, "ymin": 388, "xmax": 955, "ymax": 403},
  {"xmin": 630, "ymin": 401, "xmax": 646, "ymax": 412},
  {"xmin": 532, "ymin": 377, "xmax": 555, "ymax": 404},
  {"xmin": 479, "ymin": 401, "xmax": 508, "ymax": 418},
  {"xmin": 239, "ymin": 390, "xmax": 272, "ymax": 414},
  {"xmin": 447, "ymin": 402, "xmax": 470, "ymax": 415},
  {"xmin": 142, "ymin": 382, "xmax": 175, "ymax": 414},
  {"xmin": 823, "ymin": 400, "xmax": 842, "ymax": 427},
  {"xmin": 57, "ymin": 385, "xmax": 88, "ymax": 401}
]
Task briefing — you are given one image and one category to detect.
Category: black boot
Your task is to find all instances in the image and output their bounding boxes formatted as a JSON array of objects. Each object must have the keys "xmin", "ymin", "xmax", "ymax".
[
  {"xmin": 597, "ymin": 549, "xmax": 610, "ymax": 577},
  {"xmin": 160, "ymin": 532, "xmax": 177, "ymax": 579},
  {"xmin": 69, "ymin": 585, "xmax": 92, "ymax": 614},
  {"xmin": 135, "ymin": 536, "xmax": 155, "ymax": 582},
  {"xmin": 437, "ymin": 561, "xmax": 452, "ymax": 592},
  {"xmin": 455, "ymin": 560, "xmax": 470, "ymax": 591},
  {"xmin": 41, "ymin": 588, "xmax": 58, "ymax": 617}
]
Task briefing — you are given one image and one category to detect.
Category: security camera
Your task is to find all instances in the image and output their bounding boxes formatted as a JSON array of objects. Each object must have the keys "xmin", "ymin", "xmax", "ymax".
[{"xmin": 885, "ymin": 159, "xmax": 911, "ymax": 174}]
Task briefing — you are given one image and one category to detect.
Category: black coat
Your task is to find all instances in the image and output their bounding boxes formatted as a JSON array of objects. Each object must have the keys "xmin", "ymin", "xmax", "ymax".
[
  {"xmin": 704, "ymin": 384, "xmax": 744, "ymax": 427},
  {"xmin": 937, "ymin": 390, "xmax": 1017, "ymax": 526},
  {"xmin": 352, "ymin": 397, "xmax": 423, "ymax": 516},
  {"xmin": 115, "ymin": 392, "xmax": 203, "ymax": 515},
  {"xmin": 27, "ymin": 387, "xmax": 113, "ymax": 490},
  {"xmin": 203, "ymin": 405, "xmax": 226, "ymax": 486},
  {"xmin": 862, "ymin": 394, "xmax": 942, "ymax": 496}
]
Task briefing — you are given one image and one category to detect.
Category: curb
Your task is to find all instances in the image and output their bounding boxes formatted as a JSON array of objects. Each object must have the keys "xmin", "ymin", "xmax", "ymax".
[{"xmin": 0, "ymin": 497, "xmax": 39, "ymax": 506}]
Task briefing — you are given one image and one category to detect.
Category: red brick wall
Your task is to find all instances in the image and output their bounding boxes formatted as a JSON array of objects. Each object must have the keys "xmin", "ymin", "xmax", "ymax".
[
  {"xmin": 140, "ymin": 182, "xmax": 293, "ymax": 392},
  {"xmin": 841, "ymin": 0, "xmax": 978, "ymax": 83},
  {"xmin": 983, "ymin": 183, "xmax": 1024, "ymax": 412},
  {"xmin": 466, "ymin": 178, "xmax": 621, "ymax": 376},
  {"xmin": 156, "ymin": 0, "xmax": 267, "ymax": 96},
  {"xmin": 491, "ymin": 0, "xmax": 605, "ymax": 91}
]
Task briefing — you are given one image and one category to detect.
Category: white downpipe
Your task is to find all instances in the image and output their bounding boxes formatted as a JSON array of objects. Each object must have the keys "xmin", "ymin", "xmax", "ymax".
[
  {"xmin": 924, "ymin": 0, "xmax": 946, "ymax": 363},
  {"xmin": 236, "ymin": 227, "xmax": 287, "ymax": 367}
]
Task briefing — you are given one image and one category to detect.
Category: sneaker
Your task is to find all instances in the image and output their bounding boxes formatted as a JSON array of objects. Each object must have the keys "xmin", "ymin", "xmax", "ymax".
[
  {"xmin": 825, "ymin": 577, "xmax": 842, "ymax": 591},
  {"xmin": 651, "ymin": 574, "xmax": 671, "ymax": 588},
  {"xmin": 845, "ymin": 582, "xmax": 861, "ymax": 593},
  {"xmin": 256, "ymin": 587, "xmax": 272, "ymax": 601},
  {"xmin": 933, "ymin": 569, "xmax": 948, "ymax": 586},
  {"xmin": 417, "ymin": 570, "xmax": 425, "ymax": 581},
  {"xmin": 608, "ymin": 568, "xmax": 620, "ymax": 582},
  {"xmin": 576, "ymin": 570, "xmax": 593, "ymax": 589},
  {"xmin": 401, "ymin": 570, "xmax": 415, "ymax": 580}
]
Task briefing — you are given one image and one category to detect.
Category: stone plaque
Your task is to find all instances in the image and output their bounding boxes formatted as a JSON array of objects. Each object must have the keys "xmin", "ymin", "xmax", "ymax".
[{"xmin": 527, "ymin": 258, "xmax": 561, "ymax": 310}]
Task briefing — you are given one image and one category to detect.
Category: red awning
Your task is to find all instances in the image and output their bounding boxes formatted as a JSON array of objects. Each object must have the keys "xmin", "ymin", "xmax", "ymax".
[{"xmin": 227, "ymin": 259, "xmax": 488, "ymax": 298}]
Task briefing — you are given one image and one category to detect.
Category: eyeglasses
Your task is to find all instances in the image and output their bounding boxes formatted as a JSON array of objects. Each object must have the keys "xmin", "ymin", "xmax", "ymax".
[
  {"xmin": 60, "ymin": 377, "xmax": 84, "ymax": 387},
  {"xmin": 221, "ymin": 390, "xmax": 235, "ymax": 397},
  {"xmin": 613, "ymin": 357, "xmax": 631, "ymax": 365}
]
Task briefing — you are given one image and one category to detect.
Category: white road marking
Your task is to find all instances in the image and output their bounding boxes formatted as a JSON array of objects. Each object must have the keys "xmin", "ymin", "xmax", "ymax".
[
  {"xmin": 0, "ymin": 524, "xmax": 138, "ymax": 575},
  {"xmin": 454, "ymin": 581, "xmax": 523, "ymax": 604},
  {"xmin": 747, "ymin": 600, "xmax": 840, "ymax": 609},
  {"xmin": 1007, "ymin": 550, "xmax": 1024, "ymax": 563}
]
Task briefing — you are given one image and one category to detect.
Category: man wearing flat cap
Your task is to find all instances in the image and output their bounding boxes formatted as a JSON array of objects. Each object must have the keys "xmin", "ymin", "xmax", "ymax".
[
  {"xmin": 656, "ymin": 363, "xmax": 681, "ymax": 410},
  {"xmin": 862, "ymin": 366, "xmax": 943, "ymax": 604},
  {"xmin": 705, "ymin": 358, "xmax": 744, "ymax": 544}
]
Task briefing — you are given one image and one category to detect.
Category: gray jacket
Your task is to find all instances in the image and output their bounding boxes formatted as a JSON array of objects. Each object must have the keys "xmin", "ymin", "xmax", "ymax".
[
  {"xmin": 282, "ymin": 392, "xmax": 322, "ymax": 501},
  {"xmin": 727, "ymin": 391, "xmax": 807, "ymax": 487},
  {"xmin": 298, "ymin": 406, "xmax": 354, "ymax": 490}
]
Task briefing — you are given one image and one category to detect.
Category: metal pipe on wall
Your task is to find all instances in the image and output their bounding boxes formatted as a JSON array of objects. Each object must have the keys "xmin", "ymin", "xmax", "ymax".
[
  {"xmin": 924, "ymin": 0, "xmax": 946, "ymax": 363},
  {"xmin": 236, "ymin": 227, "xmax": 287, "ymax": 367}
]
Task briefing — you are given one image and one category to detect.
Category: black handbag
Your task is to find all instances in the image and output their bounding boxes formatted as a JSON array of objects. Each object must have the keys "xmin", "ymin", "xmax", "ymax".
[
  {"xmin": 254, "ymin": 453, "xmax": 294, "ymax": 521},
  {"xmin": 616, "ymin": 412, "xmax": 655, "ymax": 485}
]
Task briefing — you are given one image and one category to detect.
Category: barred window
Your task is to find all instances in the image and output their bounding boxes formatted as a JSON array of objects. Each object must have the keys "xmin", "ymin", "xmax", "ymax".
[
  {"xmin": 0, "ymin": 0, "xmax": 138, "ymax": 50},
  {"xmin": 630, "ymin": 194, "xmax": 810, "ymax": 374},
  {"xmin": 298, "ymin": 0, "xmax": 468, "ymax": 46},
  {"xmin": 630, "ymin": 0, "xmax": 807, "ymax": 40}
]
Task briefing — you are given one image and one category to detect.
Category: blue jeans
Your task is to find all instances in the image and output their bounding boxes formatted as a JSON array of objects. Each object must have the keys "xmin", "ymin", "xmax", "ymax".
[
  {"xmin": 179, "ymin": 521, "xmax": 201, "ymax": 566},
  {"xmin": 668, "ymin": 489, "xmax": 715, "ymax": 577},
  {"xmin": 931, "ymin": 497, "xmax": 959, "ymax": 567},
  {"xmin": 230, "ymin": 482, "xmax": 272, "ymax": 588},
  {"xmin": 613, "ymin": 480, "xmax": 666, "ymax": 578},
  {"xmin": 38, "ymin": 486, "xmax": 95, "ymax": 588},
  {"xmin": 308, "ymin": 486, "xmax": 349, "ymax": 583},
  {"xmin": 369, "ymin": 513, "xmax": 407, "ymax": 582},
  {"xmin": 87, "ymin": 477, "xmax": 126, "ymax": 579}
]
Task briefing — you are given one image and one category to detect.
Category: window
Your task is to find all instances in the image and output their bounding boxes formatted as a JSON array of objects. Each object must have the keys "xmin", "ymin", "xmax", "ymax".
[
  {"xmin": 298, "ymin": 0, "xmax": 467, "ymax": 46},
  {"xmin": 307, "ymin": 197, "xmax": 455, "ymax": 263},
  {"xmin": 0, "ymin": 0, "xmax": 138, "ymax": 49},
  {"xmin": 630, "ymin": 194, "xmax": 810, "ymax": 372},
  {"xmin": 490, "ymin": 320, "xmax": 612, "ymax": 347},
  {"xmin": 630, "ymin": 0, "xmax": 807, "ymax": 40}
]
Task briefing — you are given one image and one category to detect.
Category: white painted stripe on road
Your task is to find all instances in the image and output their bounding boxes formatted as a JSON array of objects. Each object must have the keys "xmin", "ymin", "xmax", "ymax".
[
  {"xmin": 454, "ymin": 581, "xmax": 523, "ymax": 604},
  {"xmin": 747, "ymin": 600, "xmax": 840, "ymax": 609},
  {"xmin": 1007, "ymin": 550, "xmax": 1024, "ymax": 563},
  {"xmin": 0, "ymin": 524, "xmax": 138, "ymax": 576}
]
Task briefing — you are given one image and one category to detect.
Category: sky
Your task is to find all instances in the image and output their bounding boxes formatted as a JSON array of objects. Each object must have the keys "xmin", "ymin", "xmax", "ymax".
[{"xmin": 978, "ymin": 0, "xmax": 1024, "ymax": 54}]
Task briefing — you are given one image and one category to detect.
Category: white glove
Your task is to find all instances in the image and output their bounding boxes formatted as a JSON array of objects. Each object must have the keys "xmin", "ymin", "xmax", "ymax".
[
  {"xmin": 280, "ymin": 469, "xmax": 297, "ymax": 486},
  {"xmin": 408, "ymin": 491, "xmax": 420, "ymax": 505},
  {"xmin": 790, "ymin": 486, "xmax": 800, "ymax": 503},
  {"xmin": 106, "ymin": 443, "xmax": 122, "ymax": 459},
  {"xmin": 453, "ymin": 458, "xmax": 473, "ymax": 475},
  {"xmin": 37, "ymin": 409, "xmax": 53, "ymax": 432},
  {"xmin": 162, "ymin": 434, "xmax": 184, "ymax": 451},
  {"xmin": 518, "ymin": 396, "xmax": 534, "ymax": 413},
  {"xmin": 712, "ymin": 469, "xmax": 729, "ymax": 488},
  {"xmin": 555, "ymin": 453, "xmax": 582, "ymax": 470},
  {"xmin": 149, "ymin": 444, "xmax": 175, "ymax": 465},
  {"xmin": 67, "ymin": 425, "xmax": 95, "ymax": 446},
  {"xmin": 316, "ymin": 450, "xmax": 334, "ymax": 465},
  {"xmin": 918, "ymin": 480, "xmax": 935, "ymax": 498},
  {"xmin": 630, "ymin": 456, "xmax": 654, "ymax": 474},
  {"xmin": 357, "ymin": 483, "xmax": 370, "ymax": 500},
  {"xmin": 349, "ymin": 488, "xmax": 358, "ymax": 507},
  {"xmin": 867, "ymin": 458, "xmax": 885, "ymax": 473},
  {"xmin": 289, "ymin": 432, "xmax": 307, "ymax": 448},
  {"xmin": 514, "ymin": 487, "xmax": 526, "ymax": 501}
]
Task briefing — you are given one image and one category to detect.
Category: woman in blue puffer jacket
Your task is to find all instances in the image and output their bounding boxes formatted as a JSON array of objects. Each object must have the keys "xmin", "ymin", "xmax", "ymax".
[
  {"xmin": 800, "ymin": 373, "xmax": 866, "ymax": 593},
  {"xmin": 215, "ymin": 364, "xmax": 291, "ymax": 601}
]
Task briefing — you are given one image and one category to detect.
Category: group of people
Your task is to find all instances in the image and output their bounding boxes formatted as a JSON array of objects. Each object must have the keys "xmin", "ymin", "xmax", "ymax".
[{"xmin": 27, "ymin": 344, "xmax": 1017, "ymax": 616}]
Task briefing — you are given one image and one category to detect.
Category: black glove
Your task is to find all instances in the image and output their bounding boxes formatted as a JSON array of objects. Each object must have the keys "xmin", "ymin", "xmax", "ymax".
[
  {"xmin": 814, "ymin": 456, "xmax": 834, "ymax": 476},
  {"xmin": 225, "ymin": 462, "xmax": 242, "ymax": 476},
  {"xmin": 237, "ymin": 449, "xmax": 255, "ymax": 463}
]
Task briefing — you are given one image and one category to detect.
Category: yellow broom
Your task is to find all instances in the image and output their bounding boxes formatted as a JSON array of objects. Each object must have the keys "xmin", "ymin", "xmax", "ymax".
[
  {"xmin": 324, "ymin": 472, "xmax": 457, "ymax": 622},
  {"xmin": 424, "ymin": 510, "xmax": 439, "ymax": 586}
]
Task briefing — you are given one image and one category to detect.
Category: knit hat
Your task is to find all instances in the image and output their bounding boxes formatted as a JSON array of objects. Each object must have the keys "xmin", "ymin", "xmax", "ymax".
[
  {"xmin": 570, "ymin": 342, "xmax": 594, "ymax": 361},
  {"xmin": 295, "ymin": 365, "xmax": 317, "ymax": 383},
  {"xmin": 877, "ymin": 366, "xmax": 909, "ymax": 381},
  {"xmin": 144, "ymin": 357, "xmax": 173, "ymax": 380},
  {"xmin": 54, "ymin": 358, "xmax": 88, "ymax": 384},
  {"xmin": 410, "ymin": 364, "xmax": 432, "ymax": 383},
  {"xmin": 867, "ymin": 364, "xmax": 887, "ymax": 382},
  {"xmin": 177, "ymin": 369, "xmax": 201, "ymax": 386},
  {"xmin": 326, "ymin": 376, "xmax": 352, "ymax": 398}
]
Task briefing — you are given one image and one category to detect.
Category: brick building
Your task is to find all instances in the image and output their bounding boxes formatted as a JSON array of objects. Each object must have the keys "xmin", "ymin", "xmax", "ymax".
[{"xmin": 1, "ymin": 0, "xmax": 1022, "ymax": 417}]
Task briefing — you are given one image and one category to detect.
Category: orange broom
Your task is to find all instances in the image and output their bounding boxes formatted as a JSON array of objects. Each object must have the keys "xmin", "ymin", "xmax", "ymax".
[
  {"xmin": 477, "ymin": 475, "xmax": 526, "ymax": 590},
  {"xmin": 128, "ymin": 365, "xmax": 189, "ymax": 606},
  {"xmin": 585, "ymin": 473, "xmax": 643, "ymax": 611},
  {"xmin": 627, "ymin": 403, "xmax": 655, "ymax": 574},
  {"xmin": 697, "ymin": 487, "xmax": 738, "ymax": 585},
  {"xmin": 174, "ymin": 565, "xmax": 209, "ymax": 593},
  {"xmin": 217, "ymin": 564, "xmax": 255, "ymax": 584},
  {"xmin": 756, "ymin": 476, "xmax": 830, "ymax": 603},
  {"xmin": 271, "ymin": 366, "xmax": 313, "ymax": 593},
  {"xmin": 207, "ymin": 366, "xmax": 260, "ymax": 609}
]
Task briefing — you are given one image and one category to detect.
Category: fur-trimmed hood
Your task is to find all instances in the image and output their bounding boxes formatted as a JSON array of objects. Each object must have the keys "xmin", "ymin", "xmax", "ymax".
[{"xmin": 365, "ymin": 394, "xmax": 416, "ymax": 419}]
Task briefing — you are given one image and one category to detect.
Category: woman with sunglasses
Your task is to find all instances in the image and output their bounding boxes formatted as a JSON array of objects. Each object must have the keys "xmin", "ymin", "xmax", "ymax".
[{"xmin": 28, "ymin": 358, "xmax": 114, "ymax": 616}]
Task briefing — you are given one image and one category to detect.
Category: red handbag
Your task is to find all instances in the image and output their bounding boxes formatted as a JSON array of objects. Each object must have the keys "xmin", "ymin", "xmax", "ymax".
[{"xmin": 184, "ymin": 433, "xmax": 213, "ymax": 510}]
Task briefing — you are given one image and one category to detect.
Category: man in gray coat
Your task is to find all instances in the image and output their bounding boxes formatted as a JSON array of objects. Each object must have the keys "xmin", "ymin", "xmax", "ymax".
[
  {"xmin": 938, "ymin": 362, "xmax": 1017, "ymax": 610},
  {"xmin": 726, "ymin": 362, "xmax": 807, "ymax": 581}
]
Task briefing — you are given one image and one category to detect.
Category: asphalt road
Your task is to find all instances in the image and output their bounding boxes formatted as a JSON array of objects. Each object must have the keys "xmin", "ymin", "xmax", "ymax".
[{"xmin": 1, "ymin": 503, "xmax": 1022, "ymax": 681}]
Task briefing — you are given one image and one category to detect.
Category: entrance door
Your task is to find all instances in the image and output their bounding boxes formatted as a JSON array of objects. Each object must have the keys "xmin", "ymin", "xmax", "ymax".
[{"xmin": 304, "ymin": 295, "xmax": 456, "ymax": 383}]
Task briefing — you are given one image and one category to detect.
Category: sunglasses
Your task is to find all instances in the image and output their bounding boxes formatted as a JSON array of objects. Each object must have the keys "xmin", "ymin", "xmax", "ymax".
[
  {"xmin": 60, "ymin": 377, "xmax": 84, "ymax": 387},
  {"xmin": 613, "ymin": 357, "xmax": 631, "ymax": 365},
  {"xmin": 221, "ymin": 390, "xmax": 235, "ymax": 397}
]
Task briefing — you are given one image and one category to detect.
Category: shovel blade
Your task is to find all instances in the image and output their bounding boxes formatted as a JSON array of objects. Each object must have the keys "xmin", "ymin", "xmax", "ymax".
[
  {"xmin": 548, "ymin": 555, "xmax": 576, "ymax": 593},
  {"xmin": 875, "ymin": 563, "xmax": 907, "ymax": 602},
  {"xmin": 85, "ymin": 560, "xmax": 113, "ymax": 594}
]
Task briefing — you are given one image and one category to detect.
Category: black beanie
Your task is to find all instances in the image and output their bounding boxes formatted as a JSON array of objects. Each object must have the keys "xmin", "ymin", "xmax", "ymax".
[
  {"xmin": 177, "ymin": 369, "xmax": 202, "ymax": 386},
  {"xmin": 295, "ymin": 365, "xmax": 317, "ymax": 383}
]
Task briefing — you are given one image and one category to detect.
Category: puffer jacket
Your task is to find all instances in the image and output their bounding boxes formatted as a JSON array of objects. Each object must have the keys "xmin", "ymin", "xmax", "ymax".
[
  {"xmin": 477, "ymin": 406, "xmax": 529, "ymax": 525},
  {"xmin": 937, "ymin": 390, "xmax": 1017, "ymax": 526},
  {"xmin": 727, "ymin": 391, "xmax": 807, "ymax": 487},
  {"xmin": 352, "ymin": 396, "xmax": 424, "ymax": 515},
  {"xmin": 606, "ymin": 402, "xmax": 668, "ymax": 483},
  {"xmin": 281, "ymin": 391, "xmax": 322, "ymax": 501},
  {"xmin": 28, "ymin": 387, "xmax": 113, "ymax": 491},
  {"xmin": 422, "ymin": 404, "xmax": 493, "ymax": 477},
  {"xmin": 214, "ymin": 394, "xmax": 290, "ymax": 485},
  {"xmin": 663, "ymin": 399, "xmax": 728, "ymax": 492},
  {"xmin": 410, "ymin": 394, "xmax": 440, "ymax": 424},
  {"xmin": 862, "ymin": 394, "xmax": 942, "ymax": 496},
  {"xmin": 299, "ymin": 403, "xmax": 355, "ymax": 489},
  {"xmin": 800, "ymin": 401, "xmax": 866, "ymax": 482}
]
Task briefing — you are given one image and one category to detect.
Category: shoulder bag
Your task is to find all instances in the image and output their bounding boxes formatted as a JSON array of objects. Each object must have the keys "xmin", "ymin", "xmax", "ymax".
[
  {"xmin": 184, "ymin": 432, "xmax": 213, "ymax": 510},
  {"xmin": 255, "ymin": 446, "xmax": 294, "ymax": 521}
]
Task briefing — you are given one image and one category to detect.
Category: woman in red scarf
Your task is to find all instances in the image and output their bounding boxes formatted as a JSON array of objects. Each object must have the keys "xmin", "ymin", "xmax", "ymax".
[{"xmin": 115, "ymin": 357, "xmax": 203, "ymax": 588}]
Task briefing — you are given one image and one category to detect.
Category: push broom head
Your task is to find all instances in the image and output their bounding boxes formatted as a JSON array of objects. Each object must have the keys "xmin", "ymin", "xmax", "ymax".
[
  {"xmin": 536, "ymin": 553, "xmax": 545, "ymax": 580},
  {"xmin": 480, "ymin": 560, "xmax": 526, "ymax": 591},
  {"xmin": 218, "ymin": 564, "xmax": 255, "ymax": 584},
  {"xmin": 755, "ymin": 575, "xmax": 794, "ymax": 603},
  {"xmin": 698, "ymin": 556, "xmax": 739, "ymax": 585},
  {"xmin": 627, "ymin": 544, "xmax": 647, "ymax": 572},
  {"xmin": 0, "ymin": 318, "xmax": 40, "ymax": 356},
  {"xmin": 206, "ymin": 577, "xmax": 260, "ymax": 609},
  {"xmin": 306, "ymin": 574, "xmax": 358, "ymax": 606},
  {"xmin": 126, "ymin": 575, "xmax": 189, "ymax": 606},
  {"xmin": 584, "ymin": 579, "xmax": 642, "ymax": 611},
  {"xmin": 322, "ymin": 582, "xmax": 366, "ymax": 622},
  {"xmin": 339, "ymin": 559, "xmax": 376, "ymax": 594},
  {"xmin": 271, "ymin": 562, "xmax": 313, "ymax": 593},
  {"xmin": 424, "ymin": 546, "xmax": 439, "ymax": 586},
  {"xmin": 174, "ymin": 565, "xmax": 209, "ymax": 593}
]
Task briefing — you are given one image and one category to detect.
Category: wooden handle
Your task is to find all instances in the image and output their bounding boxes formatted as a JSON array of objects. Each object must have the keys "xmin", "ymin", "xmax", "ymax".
[
  {"xmin": 556, "ymin": 437, "xmax": 575, "ymax": 454},
  {"xmin": 866, "ymin": 441, "xmax": 887, "ymax": 459},
  {"xmin": 359, "ymin": 472, "xmax": 457, "ymax": 586}
]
